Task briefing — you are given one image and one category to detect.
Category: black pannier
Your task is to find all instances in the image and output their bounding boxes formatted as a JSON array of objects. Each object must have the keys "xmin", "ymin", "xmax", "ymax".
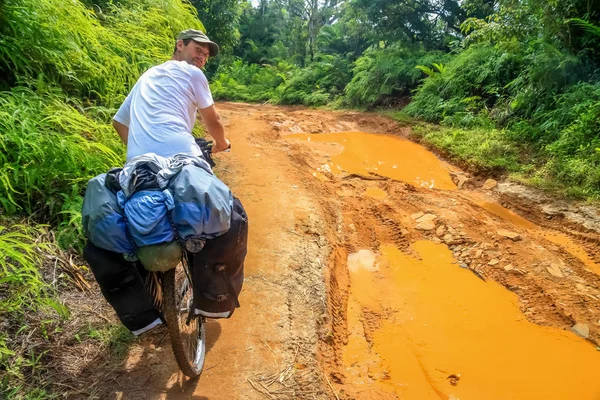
[
  {"xmin": 190, "ymin": 196, "xmax": 248, "ymax": 318},
  {"xmin": 83, "ymin": 241, "xmax": 162, "ymax": 335},
  {"xmin": 83, "ymin": 196, "xmax": 248, "ymax": 331}
]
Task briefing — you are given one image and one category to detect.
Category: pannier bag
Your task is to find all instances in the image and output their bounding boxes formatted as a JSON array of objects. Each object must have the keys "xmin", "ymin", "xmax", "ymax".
[
  {"xmin": 81, "ymin": 153, "xmax": 233, "ymax": 257},
  {"xmin": 81, "ymin": 174, "xmax": 134, "ymax": 254},
  {"xmin": 83, "ymin": 241, "xmax": 162, "ymax": 335},
  {"xmin": 191, "ymin": 197, "xmax": 248, "ymax": 318}
]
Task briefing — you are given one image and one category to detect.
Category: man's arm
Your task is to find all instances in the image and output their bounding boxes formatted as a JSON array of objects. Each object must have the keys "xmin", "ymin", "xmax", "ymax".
[
  {"xmin": 112, "ymin": 120, "xmax": 129, "ymax": 145},
  {"xmin": 198, "ymin": 105, "xmax": 230, "ymax": 152}
]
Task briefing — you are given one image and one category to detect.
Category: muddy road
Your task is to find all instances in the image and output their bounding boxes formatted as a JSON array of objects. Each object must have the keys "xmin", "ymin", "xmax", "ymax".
[{"xmin": 100, "ymin": 103, "xmax": 600, "ymax": 399}]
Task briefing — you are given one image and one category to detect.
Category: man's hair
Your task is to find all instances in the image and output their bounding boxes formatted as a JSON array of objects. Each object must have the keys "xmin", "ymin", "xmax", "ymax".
[{"xmin": 173, "ymin": 38, "xmax": 193, "ymax": 54}]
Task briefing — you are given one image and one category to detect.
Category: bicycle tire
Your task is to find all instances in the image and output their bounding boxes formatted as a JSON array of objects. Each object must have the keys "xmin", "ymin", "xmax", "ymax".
[{"xmin": 162, "ymin": 267, "xmax": 206, "ymax": 377}]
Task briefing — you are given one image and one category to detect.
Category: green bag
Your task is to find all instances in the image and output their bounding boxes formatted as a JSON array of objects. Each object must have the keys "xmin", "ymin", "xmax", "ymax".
[{"xmin": 137, "ymin": 241, "xmax": 182, "ymax": 272}]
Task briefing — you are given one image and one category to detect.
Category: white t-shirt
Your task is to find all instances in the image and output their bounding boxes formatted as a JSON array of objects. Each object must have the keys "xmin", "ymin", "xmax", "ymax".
[{"xmin": 114, "ymin": 60, "xmax": 214, "ymax": 160}]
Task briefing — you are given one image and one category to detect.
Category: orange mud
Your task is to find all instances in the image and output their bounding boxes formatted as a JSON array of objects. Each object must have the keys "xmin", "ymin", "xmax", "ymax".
[
  {"xmin": 364, "ymin": 187, "xmax": 388, "ymax": 200},
  {"xmin": 540, "ymin": 233, "xmax": 600, "ymax": 275},
  {"xmin": 345, "ymin": 242, "xmax": 600, "ymax": 399},
  {"xmin": 479, "ymin": 201, "xmax": 538, "ymax": 230},
  {"xmin": 480, "ymin": 201, "xmax": 600, "ymax": 274},
  {"xmin": 287, "ymin": 131, "xmax": 457, "ymax": 190}
]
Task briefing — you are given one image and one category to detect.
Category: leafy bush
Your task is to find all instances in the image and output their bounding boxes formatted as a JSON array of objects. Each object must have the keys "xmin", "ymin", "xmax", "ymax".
[
  {"xmin": 405, "ymin": 44, "xmax": 522, "ymax": 123},
  {"xmin": 404, "ymin": 31, "xmax": 600, "ymax": 197},
  {"xmin": 0, "ymin": 88, "xmax": 122, "ymax": 250},
  {"xmin": 211, "ymin": 58, "xmax": 290, "ymax": 102},
  {"xmin": 275, "ymin": 55, "xmax": 351, "ymax": 106},
  {"xmin": 534, "ymin": 83, "xmax": 600, "ymax": 195},
  {"xmin": 343, "ymin": 46, "xmax": 449, "ymax": 108},
  {"xmin": 0, "ymin": 0, "xmax": 203, "ymax": 103}
]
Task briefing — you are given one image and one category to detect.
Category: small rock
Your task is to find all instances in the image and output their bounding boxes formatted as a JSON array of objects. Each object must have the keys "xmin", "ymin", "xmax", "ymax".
[
  {"xmin": 447, "ymin": 374, "xmax": 461, "ymax": 386},
  {"xmin": 576, "ymin": 283, "xmax": 586, "ymax": 291},
  {"xmin": 443, "ymin": 234, "xmax": 454, "ymax": 244},
  {"xmin": 475, "ymin": 249, "xmax": 483, "ymax": 259},
  {"xmin": 436, "ymin": 225, "xmax": 446, "ymax": 237},
  {"xmin": 546, "ymin": 264, "xmax": 564, "ymax": 278},
  {"xmin": 485, "ymin": 250, "xmax": 500, "ymax": 259},
  {"xmin": 460, "ymin": 263, "xmax": 468, "ymax": 269},
  {"xmin": 504, "ymin": 264, "xmax": 514, "ymax": 271},
  {"xmin": 447, "ymin": 226, "xmax": 457, "ymax": 235},
  {"xmin": 411, "ymin": 212, "xmax": 424, "ymax": 220},
  {"xmin": 416, "ymin": 213, "xmax": 437, "ymax": 223},
  {"xmin": 488, "ymin": 259, "xmax": 499, "ymax": 266},
  {"xmin": 457, "ymin": 175, "xmax": 469, "ymax": 189},
  {"xmin": 571, "ymin": 324, "xmax": 590, "ymax": 339},
  {"xmin": 482, "ymin": 179, "xmax": 498, "ymax": 190},
  {"xmin": 497, "ymin": 229, "xmax": 521, "ymax": 241},
  {"xmin": 416, "ymin": 220, "xmax": 436, "ymax": 231}
]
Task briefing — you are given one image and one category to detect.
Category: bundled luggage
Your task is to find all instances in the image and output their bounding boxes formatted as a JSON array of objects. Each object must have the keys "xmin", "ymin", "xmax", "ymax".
[
  {"xmin": 82, "ymin": 153, "xmax": 233, "ymax": 256},
  {"xmin": 82, "ymin": 152, "xmax": 248, "ymax": 334}
]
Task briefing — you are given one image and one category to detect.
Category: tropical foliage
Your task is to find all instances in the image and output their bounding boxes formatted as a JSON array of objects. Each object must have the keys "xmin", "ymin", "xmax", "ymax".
[{"xmin": 210, "ymin": 0, "xmax": 600, "ymax": 198}]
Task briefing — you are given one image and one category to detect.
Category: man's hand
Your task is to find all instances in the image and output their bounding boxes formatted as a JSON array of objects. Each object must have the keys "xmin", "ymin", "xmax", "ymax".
[{"xmin": 213, "ymin": 138, "xmax": 231, "ymax": 153}]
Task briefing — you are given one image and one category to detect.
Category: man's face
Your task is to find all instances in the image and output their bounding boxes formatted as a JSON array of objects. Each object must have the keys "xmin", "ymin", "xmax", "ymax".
[{"xmin": 177, "ymin": 40, "xmax": 210, "ymax": 69}]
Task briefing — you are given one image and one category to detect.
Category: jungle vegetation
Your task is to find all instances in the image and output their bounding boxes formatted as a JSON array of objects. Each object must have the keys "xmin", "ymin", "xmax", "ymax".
[
  {"xmin": 211, "ymin": 0, "xmax": 600, "ymax": 199},
  {"xmin": 1, "ymin": 0, "xmax": 599, "ymax": 396}
]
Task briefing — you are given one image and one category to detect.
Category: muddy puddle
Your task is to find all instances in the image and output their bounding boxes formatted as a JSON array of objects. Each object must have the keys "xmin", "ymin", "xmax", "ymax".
[
  {"xmin": 344, "ymin": 242, "xmax": 600, "ymax": 399},
  {"xmin": 287, "ymin": 131, "xmax": 457, "ymax": 190},
  {"xmin": 479, "ymin": 201, "xmax": 600, "ymax": 274}
]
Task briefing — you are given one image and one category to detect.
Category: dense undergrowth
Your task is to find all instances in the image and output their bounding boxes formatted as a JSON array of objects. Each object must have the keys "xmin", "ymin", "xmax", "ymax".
[
  {"xmin": 212, "ymin": 0, "xmax": 600, "ymax": 200},
  {"xmin": 0, "ymin": 0, "xmax": 203, "ymax": 396}
]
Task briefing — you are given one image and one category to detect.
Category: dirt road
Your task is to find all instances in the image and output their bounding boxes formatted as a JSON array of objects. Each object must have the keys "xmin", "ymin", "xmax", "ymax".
[{"xmin": 95, "ymin": 103, "xmax": 600, "ymax": 399}]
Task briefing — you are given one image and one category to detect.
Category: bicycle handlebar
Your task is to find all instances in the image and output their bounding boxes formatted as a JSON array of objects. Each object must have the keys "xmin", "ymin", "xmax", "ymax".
[{"xmin": 194, "ymin": 138, "xmax": 230, "ymax": 167}]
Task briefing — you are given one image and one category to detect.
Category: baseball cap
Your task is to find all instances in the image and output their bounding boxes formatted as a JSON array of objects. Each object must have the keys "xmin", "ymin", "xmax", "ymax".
[{"xmin": 177, "ymin": 29, "xmax": 219, "ymax": 57}]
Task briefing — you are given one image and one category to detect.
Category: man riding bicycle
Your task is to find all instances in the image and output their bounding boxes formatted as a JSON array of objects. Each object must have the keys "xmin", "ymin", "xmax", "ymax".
[
  {"xmin": 112, "ymin": 29, "xmax": 230, "ymax": 158},
  {"xmin": 82, "ymin": 30, "xmax": 247, "ymax": 337}
]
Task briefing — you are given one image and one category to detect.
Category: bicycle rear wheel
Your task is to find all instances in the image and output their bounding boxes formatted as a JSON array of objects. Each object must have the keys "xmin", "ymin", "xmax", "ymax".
[{"xmin": 162, "ymin": 266, "xmax": 206, "ymax": 377}]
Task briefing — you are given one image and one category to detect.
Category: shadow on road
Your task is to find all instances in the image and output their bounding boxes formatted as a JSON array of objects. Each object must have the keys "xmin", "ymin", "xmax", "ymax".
[{"xmin": 75, "ymin": 319, "xmax": 223, "ymax": 399}]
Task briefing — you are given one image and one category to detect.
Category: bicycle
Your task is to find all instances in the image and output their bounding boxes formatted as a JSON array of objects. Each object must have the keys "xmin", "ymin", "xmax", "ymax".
[{"xmin": 145, "ymin": 138, "xmax": 225, "ymax": 378}]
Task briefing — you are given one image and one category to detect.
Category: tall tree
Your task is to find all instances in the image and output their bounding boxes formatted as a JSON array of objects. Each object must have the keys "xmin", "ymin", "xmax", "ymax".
[
  {"xmin": 350, "ymin": 0, "xmax": 467, "ymax": 49},
  {"xmin": 190, "ymin": 0, "xmax": 244, "ymax": 52},
  {"xmin": 284, "ymin": 0, "xmax": 343, "ymax": 61}
]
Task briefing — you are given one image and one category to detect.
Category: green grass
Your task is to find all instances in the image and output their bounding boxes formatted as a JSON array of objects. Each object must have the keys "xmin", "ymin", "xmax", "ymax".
[
  {"xmin": 0, "ymin": 222, "xmax": 67, "ymax": 399},
  {"xmin": 75, "ymin": 323, "xmax": 135, "ymax": 358},
  {"xmin": 388, "ymin": 112, "xmax": 600, "ymax": 200}
]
